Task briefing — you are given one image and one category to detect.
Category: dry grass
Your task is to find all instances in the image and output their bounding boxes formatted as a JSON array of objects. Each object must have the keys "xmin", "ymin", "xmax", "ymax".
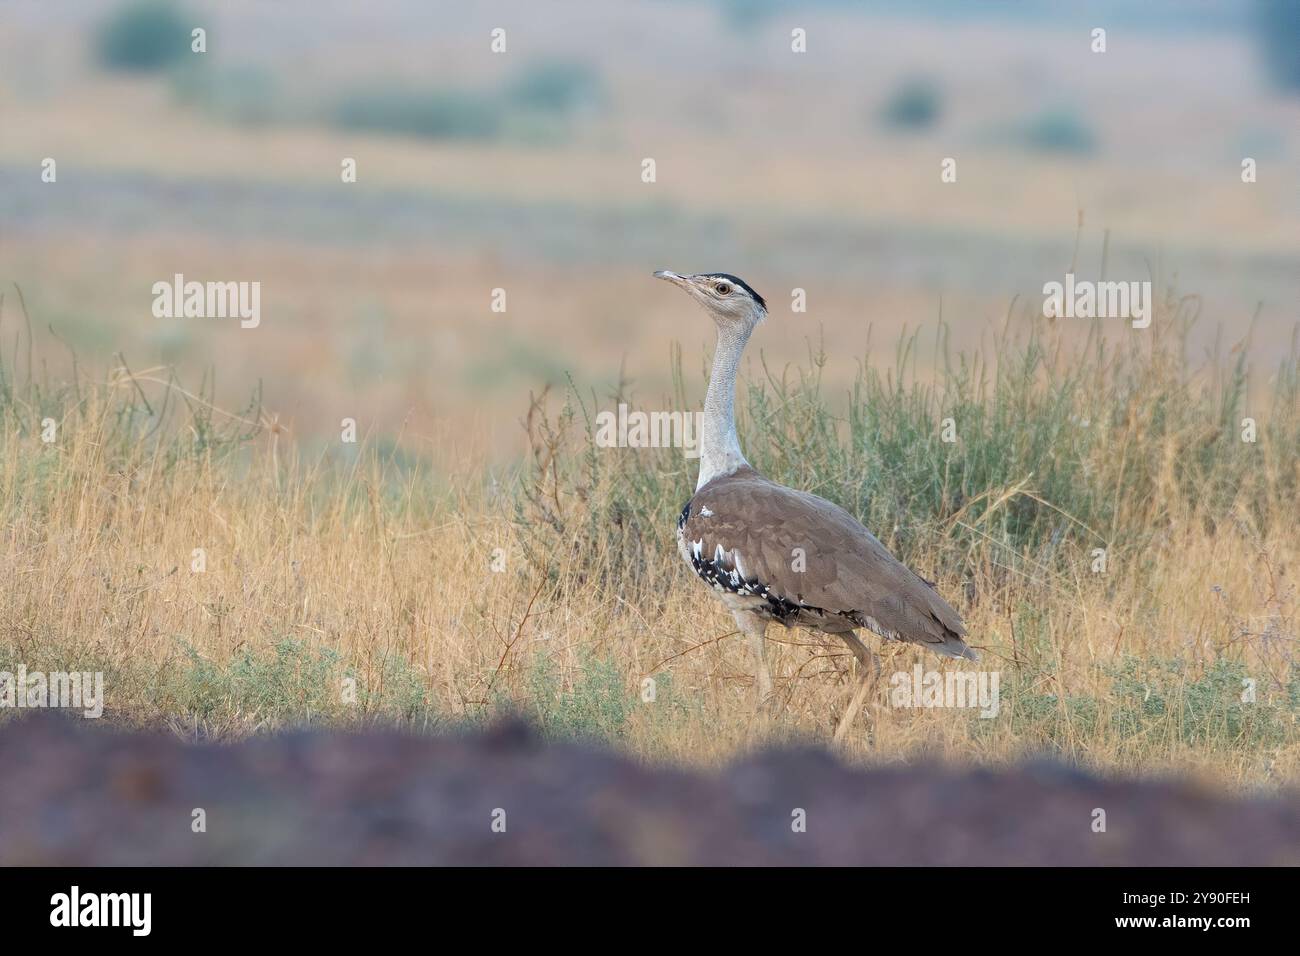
[{"xmin": 1, "ymin": 288, "xmax": 1297, "ymax": 793}]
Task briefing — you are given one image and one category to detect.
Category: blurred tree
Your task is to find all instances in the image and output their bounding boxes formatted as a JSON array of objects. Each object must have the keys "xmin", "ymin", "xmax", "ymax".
[
  {"xmin": 718, "ymin": 0, "xmax": 782, "ymax": 32},
  {"xmin": 1255, "ymin": 0, "xmax": 1300, "ymax": 92},
  {"xmin": 95, "ymin": 0, "xmax": 191, "ymax": 73},
  {"xmin": 1023, "ymin": 108, "xmax": 1096, "ymax": 155},
  {"xmin": 333, "ymin": 87, "xmax": 504, "ymax": 141},
  {"xmin": 880, "ymin": 77, "xmax": 943, "ymax": 130},
  {"xmin": 507, "ymin": 61, "xmax": 604, "ymax": 114}
]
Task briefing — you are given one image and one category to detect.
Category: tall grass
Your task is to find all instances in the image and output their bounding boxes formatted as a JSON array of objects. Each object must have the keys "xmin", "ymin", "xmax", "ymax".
[
  {"xmin": 1, "ymin": 286, "xmax": 1296, "ymax": 789},
  {"xmin": 520, "ymin": 296, "xmax": 1296, "ymax": 604}
]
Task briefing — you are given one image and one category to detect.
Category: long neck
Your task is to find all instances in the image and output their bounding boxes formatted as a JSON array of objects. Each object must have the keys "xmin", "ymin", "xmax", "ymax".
[{"xmin": 698, "ymin": 323, "xmax": 753, "ymax": 490}]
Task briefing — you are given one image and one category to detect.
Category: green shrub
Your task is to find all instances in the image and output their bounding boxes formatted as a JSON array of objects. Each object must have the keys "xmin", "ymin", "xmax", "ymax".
[
  {"xmin": 174, "ymin": 639, "xmax": 438, "ymax": 729},
  {"xmin": 333, "ymin": 87, "xmax": 504, "ymax": 141},
  {"xmin": 506, "ymin": 61, "xmax": 603, "ymax": 114},
  {"xmin": 171, "ymin": 64, "xmax": 280, "ymax": 125},
  {"xmin": 1022, "ymin": 108, "xmax": 1096, "ymax": 155},
  {"xmin": 881, "ymin": 77, "xmax": 942, "ymax": 130},
  {"xmin": 985, "ymin": 655, "xmax": 1298, "ymax": 761},
  {"xmin": 95, "ymin": 0, "xmax": 191, "ymax": 73},
  {"xmin": 1255, "ymin": 0, "xmax": 1300, "ymax": 92},
  {"xmin": 520, "ymin": 654, "xmax": 632, "ymax": 741}
]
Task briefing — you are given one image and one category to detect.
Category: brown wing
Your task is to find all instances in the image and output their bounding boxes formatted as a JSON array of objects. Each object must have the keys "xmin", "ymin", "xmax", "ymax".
[{"xmin": 681, "ymin": 467, "xmax": 976, "ymax": 660}]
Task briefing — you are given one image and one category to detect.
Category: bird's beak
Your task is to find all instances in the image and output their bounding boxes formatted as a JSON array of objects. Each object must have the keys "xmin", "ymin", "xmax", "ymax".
[{"xmin": 654, "ymin": 270, "xmax": 687, "ymax": 286}]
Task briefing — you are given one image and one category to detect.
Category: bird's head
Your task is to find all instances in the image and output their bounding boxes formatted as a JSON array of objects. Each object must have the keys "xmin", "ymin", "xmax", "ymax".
[{"xmin": 654, "ymin": 270, "xmax": 767, "ymax": 330}]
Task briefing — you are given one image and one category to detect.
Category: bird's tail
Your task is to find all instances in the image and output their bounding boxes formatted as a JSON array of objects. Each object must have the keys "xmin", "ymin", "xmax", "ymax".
[{"xmin": 932, "ymin": 633, "xmax": 980, "ymax": 662}]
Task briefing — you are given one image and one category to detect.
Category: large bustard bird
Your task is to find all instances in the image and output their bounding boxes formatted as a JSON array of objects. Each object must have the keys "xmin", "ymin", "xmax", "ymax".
[{"xmin": 656, "ymin": 270, "xmax": 977, "ymax": 724}]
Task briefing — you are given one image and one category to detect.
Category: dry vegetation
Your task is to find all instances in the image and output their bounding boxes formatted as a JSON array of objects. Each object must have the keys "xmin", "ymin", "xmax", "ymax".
[{"xmin": 1, "ymin": 286, "xmax": 1297, "ymax": 792}]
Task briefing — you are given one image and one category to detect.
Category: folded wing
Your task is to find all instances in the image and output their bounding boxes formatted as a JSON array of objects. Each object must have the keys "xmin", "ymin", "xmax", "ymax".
[{"xmin": 680, "ymin": 468, "xmax": 976, "ymax": 660}]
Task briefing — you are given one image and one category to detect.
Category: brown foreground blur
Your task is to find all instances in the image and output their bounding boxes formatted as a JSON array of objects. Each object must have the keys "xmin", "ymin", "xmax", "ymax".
[{"xmin": 2, "ymin": 713, "xmax": 1297, "ymax": 865}]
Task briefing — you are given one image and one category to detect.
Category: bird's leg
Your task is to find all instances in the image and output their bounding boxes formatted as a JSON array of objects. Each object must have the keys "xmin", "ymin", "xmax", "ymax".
[
  {"xmin": 833, "ymin": 631, "xmax": 880, "ymax": 742},
  {"xmin": 732, "ymin": 610, "xmax": 774, "ymax": 707},
  {"xmin": 838, "ymin": 631, "xmax": 880, "ymax": 678}
]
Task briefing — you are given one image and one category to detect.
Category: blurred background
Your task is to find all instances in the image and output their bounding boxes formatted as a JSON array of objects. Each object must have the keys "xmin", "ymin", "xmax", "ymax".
[{"xmin": 2, "ymin": 0, "xmax": 1297, "ymax": 464}]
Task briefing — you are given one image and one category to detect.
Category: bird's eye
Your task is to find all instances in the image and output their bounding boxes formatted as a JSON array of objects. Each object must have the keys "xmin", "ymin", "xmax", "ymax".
[{"xmin": 715, "ymin": 282, "xmax": 732, "ymax": 296}]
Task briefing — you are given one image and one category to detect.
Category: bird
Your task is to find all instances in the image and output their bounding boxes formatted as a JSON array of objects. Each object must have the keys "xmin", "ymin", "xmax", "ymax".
[{"xmin": 655, "ymin": 270, "xmax": 977, "ymax": 732}]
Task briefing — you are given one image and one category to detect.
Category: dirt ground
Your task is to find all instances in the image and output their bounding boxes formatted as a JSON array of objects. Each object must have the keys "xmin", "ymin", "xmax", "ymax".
[{"xmin": 2, "ymin": 714, "xmax": 1296, "ymax": 865}]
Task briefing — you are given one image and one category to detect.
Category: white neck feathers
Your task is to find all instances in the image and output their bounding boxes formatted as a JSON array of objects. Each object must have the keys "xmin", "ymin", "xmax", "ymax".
[{"xmin": 697, "ymin": 323, "xmax": 753, "ymax": 490}]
